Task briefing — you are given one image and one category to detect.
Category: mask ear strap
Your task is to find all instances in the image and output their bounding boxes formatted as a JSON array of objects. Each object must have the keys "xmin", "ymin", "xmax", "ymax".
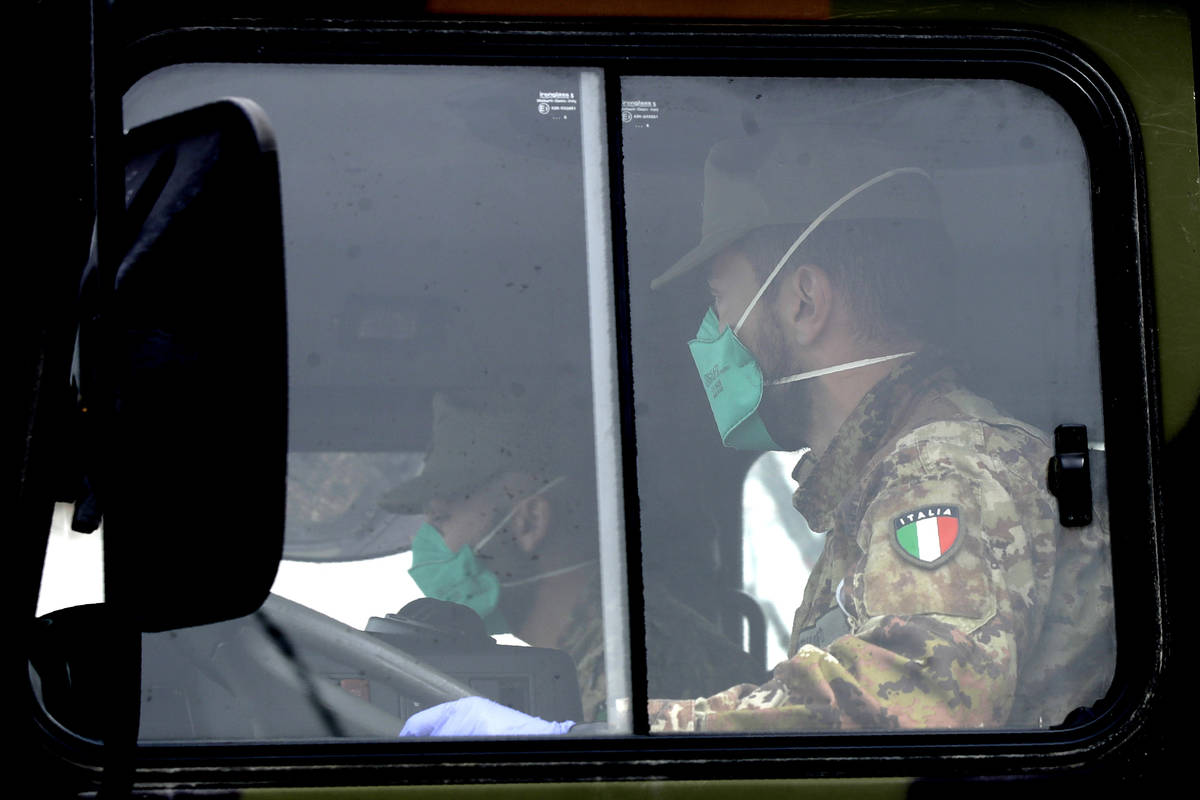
[
  {"xmin": 500, "ymin": 557, "xmax": 598, "ymax": 588},
  {"xmin": 734, "ymin": 166, "xmax": 928, "ymax": 336},
  {"xmin": 472, "ymin": 474, "xmax": 567, "ymax": 554},
  {"xmin": 767, "ymin": 350, "xmax": 915, "ymax": 385}
]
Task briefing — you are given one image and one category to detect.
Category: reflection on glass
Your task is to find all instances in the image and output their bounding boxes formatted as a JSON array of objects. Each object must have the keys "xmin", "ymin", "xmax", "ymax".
[{"xmin": 626, "ymin": 77, "xmax": 1115, "ymax": 732}]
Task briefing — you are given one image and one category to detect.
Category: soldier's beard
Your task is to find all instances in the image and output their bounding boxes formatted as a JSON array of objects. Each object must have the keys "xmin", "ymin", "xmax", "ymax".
[
  {"xmin": 496, "ymin": 582, "xmax": 538, "ymax": 639},
  {"xmin": 475, "ymin": 530, "xmax": 550, "ymax": 638},
  {"xmin": 754, "ymin": 316, "xmax": 814, "ymax": 452}
]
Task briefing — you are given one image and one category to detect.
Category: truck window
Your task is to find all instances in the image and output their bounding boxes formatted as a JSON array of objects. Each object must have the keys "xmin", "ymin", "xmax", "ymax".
[{"xmin": 33, "ymin": 34, "xmax": 1146, "ymax": 750}]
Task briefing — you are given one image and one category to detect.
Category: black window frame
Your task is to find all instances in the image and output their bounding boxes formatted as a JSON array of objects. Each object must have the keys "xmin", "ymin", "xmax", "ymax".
[{"xmin": 32, "ymin": 14, "xmax": 1163, "ymax": 787}]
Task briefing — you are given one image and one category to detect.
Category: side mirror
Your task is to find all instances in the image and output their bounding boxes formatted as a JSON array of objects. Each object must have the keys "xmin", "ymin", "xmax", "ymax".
[{"xmin": 75, "ymin": 98, "xmax": 286, "ymax": 632}]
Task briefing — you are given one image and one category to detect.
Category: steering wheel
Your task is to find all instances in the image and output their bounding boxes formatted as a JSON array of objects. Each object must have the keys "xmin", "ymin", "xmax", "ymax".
[
  {"xmin": 34, "ymin": 596, "xmax": 476, "ymax": 741},
  {"xmin": 241, "ymin": 594, "xmax": 475, "ymax": 738}
]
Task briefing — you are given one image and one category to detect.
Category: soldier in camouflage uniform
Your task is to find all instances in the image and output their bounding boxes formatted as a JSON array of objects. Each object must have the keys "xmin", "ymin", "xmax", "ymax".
[
  {"xmin": 384, "ymin": 393, "xmax": 761, "ymax": 726},
  {"xmin": 647, "ymin": 128, "xmax": 1115, "ymax": 732},
  {"xmin": 648, "ymin": 352, "xmax": 1114, "ymax": 731},
  {"xmin": 382, "ymin": 393, "xmax": 608, "ymax": 721}
]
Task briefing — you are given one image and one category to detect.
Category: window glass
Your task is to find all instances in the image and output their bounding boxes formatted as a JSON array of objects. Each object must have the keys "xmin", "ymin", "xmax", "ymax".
[
  {"xmin": 623, "ymin": 77, "xmax": 1117, "ymax": 732},
  {"xmin": 742, "ymin": 450, "xmax": 820, "ymax": 670},
  {"xmin": 32, "ymin": 65, "xmax": 1123, "ymax": 744},
  {"xmin": 36, "ymin": 63, "xmax": 629, "ymax": 741}
]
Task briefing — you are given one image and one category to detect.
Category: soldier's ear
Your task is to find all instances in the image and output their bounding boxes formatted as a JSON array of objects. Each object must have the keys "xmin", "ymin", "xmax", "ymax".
[
  {"xmin": 780, "ymin": 263, "xmax": 833, "ymax": 346},
  {"xmin": 513, "ymin": 494, "xmax": 551, "ymax": 553}
]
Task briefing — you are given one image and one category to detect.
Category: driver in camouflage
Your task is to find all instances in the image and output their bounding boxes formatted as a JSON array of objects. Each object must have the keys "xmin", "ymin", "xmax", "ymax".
[
  {"xmin": 646, "ymin": 128, "xmax": 1115, "ymax": 731},
  {"xmin": 381, "ymin": 393, "xmax": 611, "ymax": 722},
  {"xmin": 383, "ymin": 392, "xmax": 760, "ymax": 726}
]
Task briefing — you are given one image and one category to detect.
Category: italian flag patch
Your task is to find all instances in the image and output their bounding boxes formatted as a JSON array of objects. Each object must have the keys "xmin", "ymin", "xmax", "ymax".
[{"xmin": 893, "ymin": 506, "xmax": 960, "ymax": 568}]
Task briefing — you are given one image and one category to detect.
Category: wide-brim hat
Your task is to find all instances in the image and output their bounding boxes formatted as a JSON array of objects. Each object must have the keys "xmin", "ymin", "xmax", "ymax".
[
  {"xmin": 651, "ymin": 127, "xmax": 943, "ymax": 289},
  {"xmin": 379, "ymin": 392, "xmax": 562, "ymax": 515}
]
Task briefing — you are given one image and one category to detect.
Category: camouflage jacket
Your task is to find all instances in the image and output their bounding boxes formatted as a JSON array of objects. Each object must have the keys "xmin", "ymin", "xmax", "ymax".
[{"xmin": 649, "ymin": 354, "xmax": 1115, "ymax": 732}]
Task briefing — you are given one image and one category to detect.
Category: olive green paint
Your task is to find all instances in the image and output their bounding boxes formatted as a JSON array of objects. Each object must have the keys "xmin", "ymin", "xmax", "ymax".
[{"xmin": 833, "ymin": 1, "xmax": 1199, "ymax": 438}]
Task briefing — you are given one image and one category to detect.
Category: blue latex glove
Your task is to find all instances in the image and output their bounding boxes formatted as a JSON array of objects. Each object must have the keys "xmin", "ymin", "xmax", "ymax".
[{"xmin": 399, "ymin": 696, "xmax": 575, "ymax": 737}]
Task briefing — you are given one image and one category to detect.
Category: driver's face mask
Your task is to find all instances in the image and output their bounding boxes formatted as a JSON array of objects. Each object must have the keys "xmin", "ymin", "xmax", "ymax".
[
  {"xmin": 408, "ymin": 476, "xmax": 567, "ymax": 635},
  {"xmin": 689, "ymin": 168, "xmax": 921, "ymax": 451}
]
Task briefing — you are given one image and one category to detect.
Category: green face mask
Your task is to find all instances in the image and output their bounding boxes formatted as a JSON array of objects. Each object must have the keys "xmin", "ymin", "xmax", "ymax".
[
  {"xmin": 408, "ymin": 522, "xmax": 509, "ymax": 634},
  {"xmin": 688, "ymin": 307, "xmax": 783, "ymax": 451},
  {"xmin": 407, "ymin": 476, "xmax": 570, "ymax": 635},
  {"xmin": 689, "ymin": 305, "xmax": 917, "ymax": 451}
]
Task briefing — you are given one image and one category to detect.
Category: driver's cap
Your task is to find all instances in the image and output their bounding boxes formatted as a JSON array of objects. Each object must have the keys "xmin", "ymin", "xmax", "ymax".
[{"xmin": 379, "ymin": 392, "xmax": 563, "ymax": 515}]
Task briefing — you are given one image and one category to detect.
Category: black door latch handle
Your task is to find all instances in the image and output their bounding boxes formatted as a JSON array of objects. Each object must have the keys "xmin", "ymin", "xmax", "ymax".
[{"xmin": 1047, "ymin": 423, "xmax": 1093, "ymax": 527}]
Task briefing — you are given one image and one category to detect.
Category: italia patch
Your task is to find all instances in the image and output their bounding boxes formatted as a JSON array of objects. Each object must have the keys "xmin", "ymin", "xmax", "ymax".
[{"xmin": 892, "ymin": 506, "xmax": 960, "ymax": 568}]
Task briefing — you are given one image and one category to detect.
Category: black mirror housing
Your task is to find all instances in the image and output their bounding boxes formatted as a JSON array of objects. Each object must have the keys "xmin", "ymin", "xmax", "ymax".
[{"xmin": 76, "ymin": 98, "xmax": 287, "ymax": 632}]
